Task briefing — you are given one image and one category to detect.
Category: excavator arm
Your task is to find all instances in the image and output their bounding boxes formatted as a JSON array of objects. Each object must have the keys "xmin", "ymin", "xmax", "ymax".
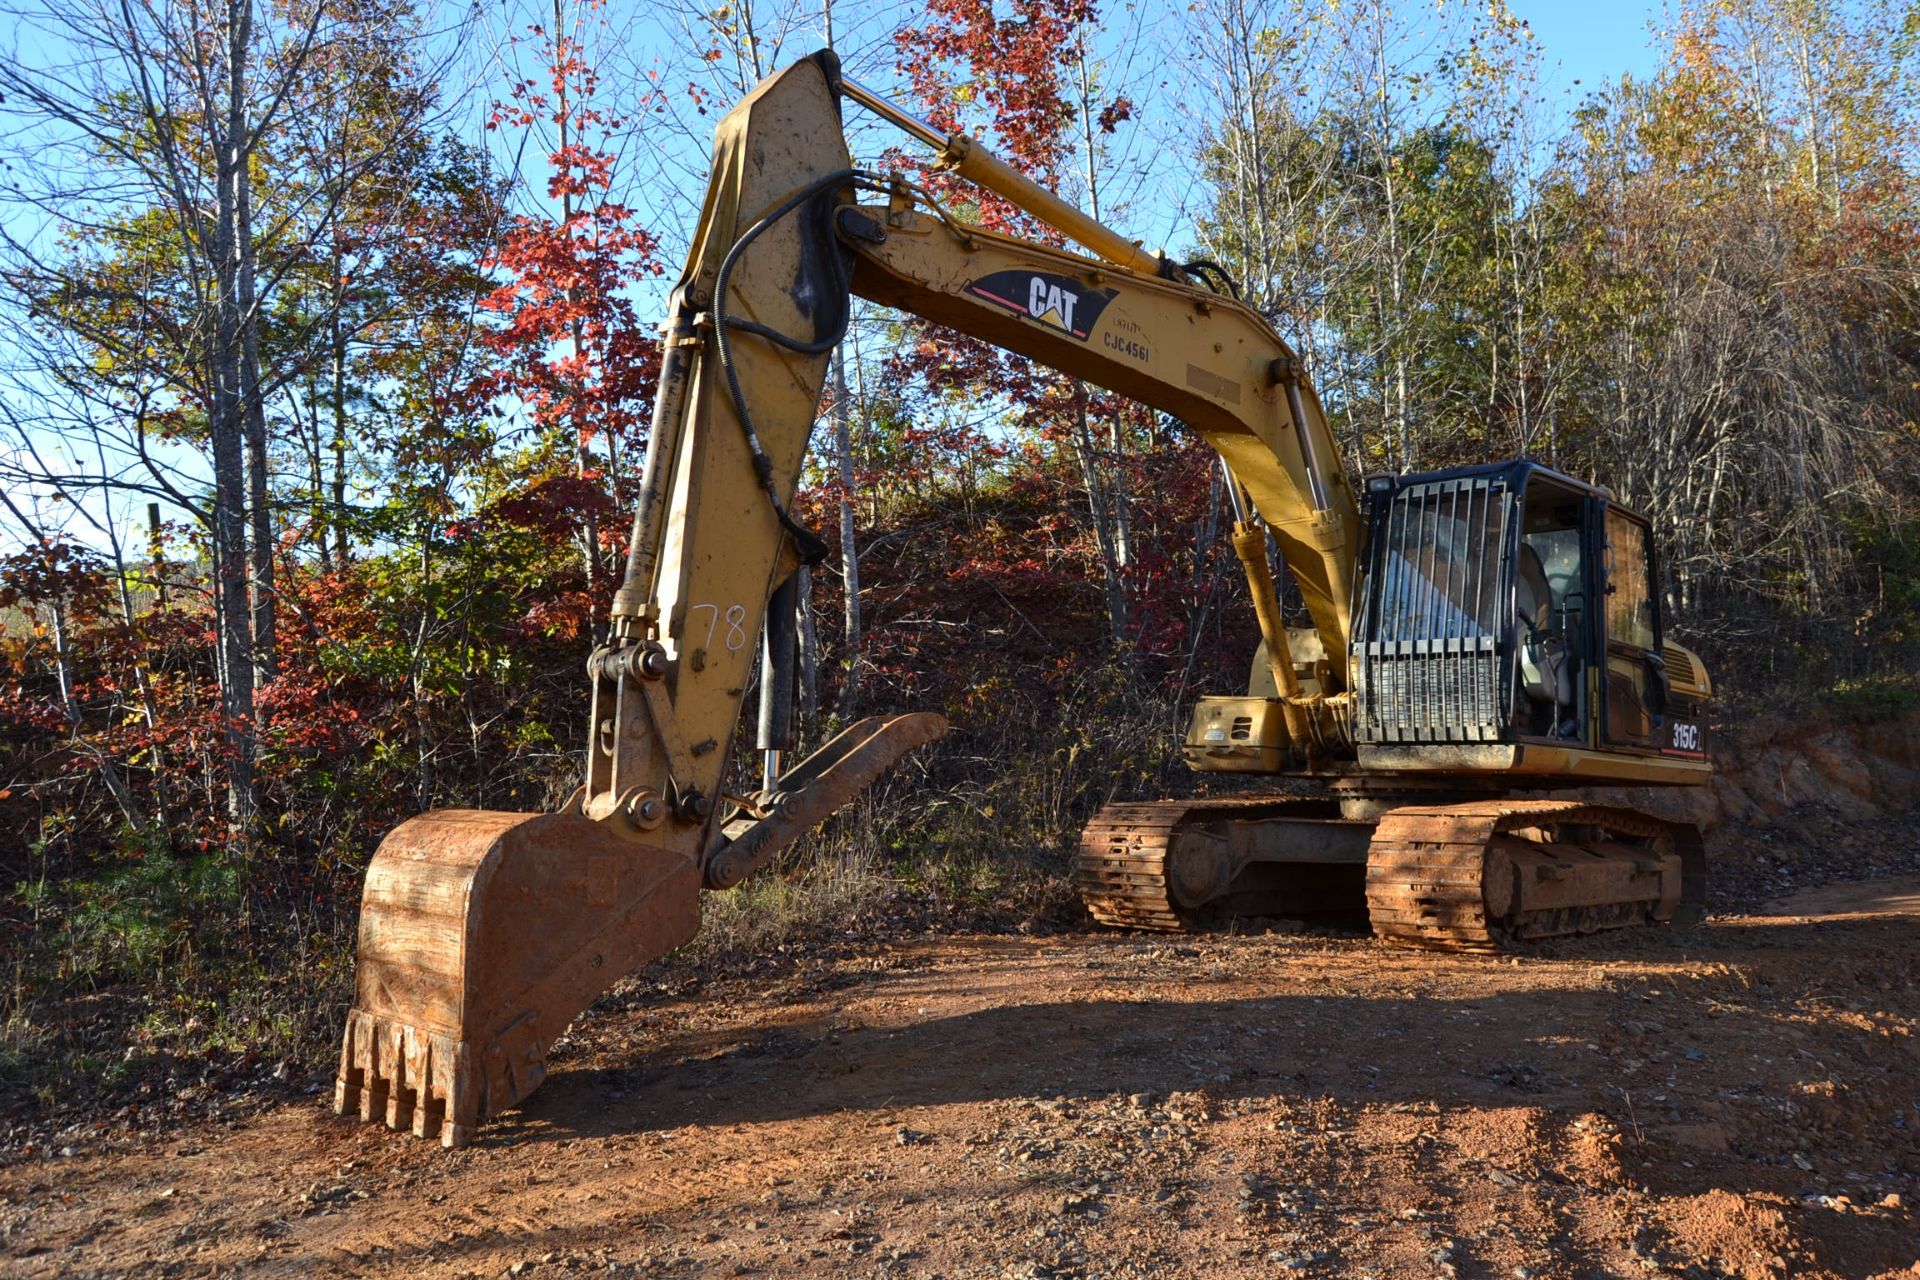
[
  {"xmin": 334, "ymin": 58, "xmax": 886, "ymax": 1148},
  {"xmin": 581, "ymin": 52, "xmax": 1366, "ymax": 828},
  {"xmin": 841, "ymin": 204, "xmax": 1358, "ymax": 645},
  {"xmin": 332, "ymin": 51, "xmax": 1385, "ymax": 1149},
  {"xmin": 838, "ymin": 200, "xmax": 1360, "ymax": 751},
  {"xmin": 832, "ymin": 75, "xmax": 1362, "ymax": 681}
]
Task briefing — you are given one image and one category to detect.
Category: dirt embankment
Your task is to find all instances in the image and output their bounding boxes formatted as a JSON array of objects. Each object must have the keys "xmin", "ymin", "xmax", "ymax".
[{"xmin": 1595, "ymin": 709, "xmax": 1920, "ymax": 833}]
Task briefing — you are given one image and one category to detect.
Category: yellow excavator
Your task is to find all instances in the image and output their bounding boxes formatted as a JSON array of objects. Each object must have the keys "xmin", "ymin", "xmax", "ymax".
[{"xmin": 334, "ymin": 52, "xmax": 1714, "ymax": 1147}]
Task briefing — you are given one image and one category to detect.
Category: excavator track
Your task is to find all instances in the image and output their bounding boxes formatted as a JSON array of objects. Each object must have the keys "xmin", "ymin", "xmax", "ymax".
[
  {"xmin": 1074, "ymin": 797, "xmax": 1336, "ymax": 931},
  {"xmin": 1075, "ymin": 802, "xmax": 1186, "ymax": 930},
  {"xmin": 1365, "ymin": 799, "xmax": 1706, "ymax": 952},
  {"xmin": 1078, "ymin": 796, "xmax": 1706, "ymax": 949}
]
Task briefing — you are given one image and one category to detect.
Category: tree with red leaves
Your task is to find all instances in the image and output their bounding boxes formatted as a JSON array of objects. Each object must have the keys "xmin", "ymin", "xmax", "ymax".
[
  {"xmin": 885, "ymin": 0, "xmax": 1176, "ymax": 650},
  {"xmin": 475, "ymin": 0, "xmax": 666, "ymax": 633},
  {"xmin": 896, "ymin": 0, "xmax": 1099, "ymax": 218}
]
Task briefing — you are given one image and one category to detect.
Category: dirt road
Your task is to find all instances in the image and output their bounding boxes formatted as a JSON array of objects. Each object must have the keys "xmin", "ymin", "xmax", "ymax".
[{"xmin": 5, "ymin": 891, "xmax": 1917, "ymax": 1280}]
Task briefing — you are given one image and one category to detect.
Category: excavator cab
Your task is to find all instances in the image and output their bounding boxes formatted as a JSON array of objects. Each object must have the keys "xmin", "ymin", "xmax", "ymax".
[
  {"xmin": 1105, "ymin": 458, "xmax": 1712, "ymax": 945},
  {"xmin": 1349, "ymin": 461, "xmax": 1709, "ymax": 764}
]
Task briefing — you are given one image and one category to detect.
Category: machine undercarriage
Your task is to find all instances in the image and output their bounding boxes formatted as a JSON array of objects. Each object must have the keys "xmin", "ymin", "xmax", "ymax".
[{"xmin": 1076, "ymin": 790, "xmax": 1706, "ymax": 951}]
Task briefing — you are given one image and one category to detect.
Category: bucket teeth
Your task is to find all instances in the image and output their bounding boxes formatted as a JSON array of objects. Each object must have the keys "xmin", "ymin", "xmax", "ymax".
[{"xmin": 334, "ymin": 1010, "xmax": 477, "ymax": 1149}]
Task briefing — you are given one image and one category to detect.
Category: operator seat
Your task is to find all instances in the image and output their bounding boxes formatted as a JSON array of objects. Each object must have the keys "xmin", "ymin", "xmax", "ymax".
[{"xmin": 1515, "ymin": 542, "xmax": 1574, "ymax": 724}]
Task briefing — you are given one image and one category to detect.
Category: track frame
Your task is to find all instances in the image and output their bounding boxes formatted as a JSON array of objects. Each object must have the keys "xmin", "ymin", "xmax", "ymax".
[{"xmin": 1075, "ymin": 794, "xmax": 1706, "ymax": 952}]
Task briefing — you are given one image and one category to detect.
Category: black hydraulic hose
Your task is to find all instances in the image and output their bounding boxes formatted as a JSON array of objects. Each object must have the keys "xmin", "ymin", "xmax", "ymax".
[
  {"xmin": 1180, "ymin": 258, "xmax": 1243, "ymax": 300},
  {"xmin": 710, "ymin": 167, "xmax": 886, "ymax": 564}
]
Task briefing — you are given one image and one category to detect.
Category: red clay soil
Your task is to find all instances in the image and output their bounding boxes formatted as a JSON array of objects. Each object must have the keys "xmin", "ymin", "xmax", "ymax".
[{"xmin": 3, "ymin": 895, "xmax": 1917, "ymax": 1280}]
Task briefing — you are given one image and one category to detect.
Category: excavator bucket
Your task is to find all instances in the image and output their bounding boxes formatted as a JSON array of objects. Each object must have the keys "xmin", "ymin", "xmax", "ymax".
[
  {"xmin": 333, "ymin": 807, "xmax": 700, "ymax": 1147},
  {"xmin": 332, "ymin": 716, "xmax": 944, "ymax": 1148}
]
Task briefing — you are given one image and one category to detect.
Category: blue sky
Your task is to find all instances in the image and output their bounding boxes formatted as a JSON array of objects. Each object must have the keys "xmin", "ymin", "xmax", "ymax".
[{"xmin": 1515, "ymin": 1, "xmax": 1665, "ymax": 93}]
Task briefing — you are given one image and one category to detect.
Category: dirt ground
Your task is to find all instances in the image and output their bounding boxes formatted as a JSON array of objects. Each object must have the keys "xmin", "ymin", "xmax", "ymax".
[{"xmin": 4, "ymin": 880, "xmax": 1917, "ymax": 1280}]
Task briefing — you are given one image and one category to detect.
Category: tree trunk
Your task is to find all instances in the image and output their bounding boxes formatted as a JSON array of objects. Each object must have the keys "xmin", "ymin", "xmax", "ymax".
[
  {"xmin": 797, "ymin": 564, "xmax": 820, "ymax": 721},
  {"xmin": 212, "ymin": 0, "xmax": 257, "ymax": 827},
  {"xmin": 1071, "ymin": 393, "xmax": 1129, "ymax": 643},
  {"xmin": 550, "ymin": 0, "xmax": 602, "ymax": 644},
  {"xmin": 230, "ymin": 0, "xmax": 273, "ymax": 691},
  {"xmin": 1106, "ymin": 407, "xmax": 1134, "ymax": 566},
  {"xmin": 332, "ymin": 294, "xmax": 351, "ymax": 564},
  {"xmin": 302, "ymin": 371, "xmax": 329, "ymax": 567},
  {"xmin": 832, "ymin": 347, "xmax": 865, "ymax": 716}
]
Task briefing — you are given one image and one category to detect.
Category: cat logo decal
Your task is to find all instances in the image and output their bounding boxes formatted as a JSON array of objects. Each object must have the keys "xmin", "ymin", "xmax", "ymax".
[{"xmin": 967, "ymin": 270, "xmax": 1117, "ymax": 341}]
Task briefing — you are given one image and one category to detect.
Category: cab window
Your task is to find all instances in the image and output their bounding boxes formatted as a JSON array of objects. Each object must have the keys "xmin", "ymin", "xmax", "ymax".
[{"xmin": 1606, "ymin": 511, "xmax": 1657, "ymax": 651}]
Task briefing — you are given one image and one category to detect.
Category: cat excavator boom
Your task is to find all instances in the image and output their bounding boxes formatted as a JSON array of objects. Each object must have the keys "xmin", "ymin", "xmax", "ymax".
[{"xmin": 336, "ymin": 51, "xmax": 1711, "ymax": 1148}]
